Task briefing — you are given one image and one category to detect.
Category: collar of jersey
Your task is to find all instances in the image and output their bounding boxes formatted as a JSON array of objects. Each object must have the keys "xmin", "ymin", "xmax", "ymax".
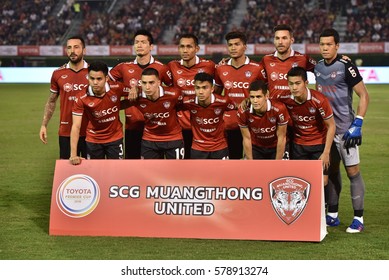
[
  {"xmin": 134, "ymin": 56, "xmax": 155, "ymax": 64},
  {"xmin": 195, "ymin": 93, "xmax": 215, "ymax": 105},
  {"xmin": 66, "ymin": 60, "xmax": 88, "ymax": 69},
  {"xmin": 290, "ymin": 87, "xmax": 312, "ymax": 103},
  {"xmin": 227, "ymin": 56, "xmax": 250, "ymax": 65},
  {"xmin": 250, "ymin": 99, "xmax": 271, "ymax": 114},
  {"xmin": 141, "ymin": 85, "xmax": 164, "ymax": 99},
  {"xmin": 274, "ymin": 49, "xmax": 295, "ymax": 58},
  {"xmin": 180, "ymin": 56, "xmax": 200, "ymax": 66},
  {"xmin": 87, "ymin": 82, "xmax": 110, "ymax": 96}
]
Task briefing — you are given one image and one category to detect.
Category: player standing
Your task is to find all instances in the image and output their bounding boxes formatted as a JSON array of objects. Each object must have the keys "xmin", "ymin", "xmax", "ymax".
[
  {"xmin": 109, "ymin": 29, "xmax": 172, "ymax": 159},
  {"xmin": 259, "ymin": 24, "xmax": 317, "ymax": 100},
  {"xmin": 315, "ymin": 28, "xmax": 369, "ymax": 233},
  {"xmin": 167, "ymin": 33, "xmax": 216, "ymax": 159},
  {"xmin": 69, "ymin": 61, "xmax": 129, "ymax": 165},
  {"xmin": 39, "ymin": 35, "xmax": 89, "ymax": 159},
  {"xmin": 214, "ymin": 31, "xmax": 264, "ymax": 159},
  {"xmin": 237, "ymin": 80, "xmax": 290, "ymax": 160},
  {"xmin": 281, "ymin": 67, "xmax": 335, "ymax": 171},
  {"xmin": 181, "ymin": 72, "xmax": 235, "ymax": 159},
  {"xmin": 124, "ymin": 68, "xmax": 184, "ymax": 159}
]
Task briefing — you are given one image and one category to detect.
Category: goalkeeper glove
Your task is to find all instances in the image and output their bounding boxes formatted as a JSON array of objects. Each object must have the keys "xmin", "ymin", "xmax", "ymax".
[{"xmin": 342, "ymin": 116, "xmax": 363, "ymax": 149}]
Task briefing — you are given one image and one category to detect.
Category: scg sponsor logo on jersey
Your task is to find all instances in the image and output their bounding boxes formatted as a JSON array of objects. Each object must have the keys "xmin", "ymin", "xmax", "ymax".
[
  {"xmin": 92, "ymin": 106, "xmax": 118, "ymax": 118},
  {"xmin": 270, "ymin": 72, "xmax": 288, "ymax": 81},
  {"xmin": 252, "ymin": 126, "xmax": 276, "ymax": 134},
  {"xmin": 195, "ymin": 116, "xmax": 220, "ymax": 125},
  {"xmin": 177, "ymin": 78, "xmax": 195, "ymax": 87},
  {"xmin": 293, "ymin": 115, "xmax": 316, "ymax": 122},
  {"xmin": 224, "ymin": 80, "xmax": 250, "ymax": 90},
  {"xmin": 145, "ymin": 112, "xmax": 170, "ymax": 119},
  {"xmin": 63, "ymin": 83, "xmax": 88, "ymax": 92}
]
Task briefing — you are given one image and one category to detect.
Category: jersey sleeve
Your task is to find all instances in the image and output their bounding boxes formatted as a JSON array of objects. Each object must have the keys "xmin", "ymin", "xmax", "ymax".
[
  {"xmin": 160, "ymin": 65, "xmax": 173, "ymax": 86},
  {"xmin": 305, "ymin": 54, "xmax": 317, "ymax": 72},
  {"xmin": 72, "ymin": 93, "xmax": 84, "ymax": 116},
  {"xmin": 108, "ymin": 63, "xmax": 123, "ymax": 82},
  {"xmin": 225, "ymin": 96, "xmax": 237, "ymax": 111},
  {"xmin": 49, "ymin": 71, "xmax": 59, "ymax": 94},
  {"xmin": 237, "ymin": 107, "xmax": 248, "ymax": 127},
  {"xmin": 258, "ymin": 58, "xmax": 268, "ymax": 80},
  {"xmin": 319, "ymin": 96, "xmax": 334, "ymax": 120},
  {"xmin": 344, "ymin": 61, "xmax": 363, "ymax": 88},
  {"xmin": 276, "ymin": 102, "xmax": 290, "ymax": 125},
  {"xmin": 214, "ymin": 67, "xmax": 223, "ymax": 88}
]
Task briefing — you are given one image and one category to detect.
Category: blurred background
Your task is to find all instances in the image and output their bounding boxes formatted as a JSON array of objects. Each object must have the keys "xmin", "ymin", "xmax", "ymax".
[{"xmin": 0, "ymin": 0, "xmax": 388, "ymax": 67}]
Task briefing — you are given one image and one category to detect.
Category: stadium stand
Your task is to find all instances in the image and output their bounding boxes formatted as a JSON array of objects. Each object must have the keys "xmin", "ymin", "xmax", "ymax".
[{"xmin": 0, "ymin": 0, "xmax": 387, "ymax": 45}]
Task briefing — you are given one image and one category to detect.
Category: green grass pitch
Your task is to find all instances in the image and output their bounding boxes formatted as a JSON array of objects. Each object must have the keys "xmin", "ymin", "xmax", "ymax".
[{"xmin": 0, "ymin": 83, "xmax": 388, "ymax": 260}]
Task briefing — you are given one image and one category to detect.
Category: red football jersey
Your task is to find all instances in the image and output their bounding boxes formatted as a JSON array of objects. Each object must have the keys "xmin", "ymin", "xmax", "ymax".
[
  {"xmin": 280, "ymin": 88, "xmax": 333, "ymax": 146},
  {"xmin": 168, "ymin": 56, "xmax": 216, "ymax": 129},
  {"xmin": 50, "ymin": 61, "xmax": 89, "ymax": 137},
  {"xmin": 214, "ymin": 57, "xmax": 263, "ymax": 130},
  {"xmin": 237, "ymin": 100, "xmax": 290, "ymax": 148},
  {"xmin": 109, "ymin": 56, "xmax": 172, "ymax": 130},
  {"xmin": 259, "ymin": 50, "xmax": 316, "ymax": 99},
  {"xmin": 131, "ymin": 86, "xmax": 183, "ymax": 142},
  {"xmin": 72, "ymin": 82, "xmax": 128, "ymax": 144},
  {"xmin": 182, "ymin": 94, "xmax": 235, "ymax": 151}
]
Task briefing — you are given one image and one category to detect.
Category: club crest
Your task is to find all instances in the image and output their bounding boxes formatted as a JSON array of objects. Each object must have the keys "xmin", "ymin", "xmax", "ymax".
[
  {"xmin": 163, "ymin": 101, "xmax": 171, "ymax": 109},
  {"xmin": 224, "ymin": 80, "xmax": 233, "ymax": 90},
  {"xmin": 269, "ymin": 177, "xmax": 310, "ymax": 225},
  {"xmin": 214, "ymin": 108, "xmax": 222, "ymax": 115},
  {"xmin": 245, "ymin": 71, "xmax": 252, "ymax": 78}
]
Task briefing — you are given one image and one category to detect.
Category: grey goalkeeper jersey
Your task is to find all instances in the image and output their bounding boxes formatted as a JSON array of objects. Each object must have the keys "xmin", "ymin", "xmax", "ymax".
[{"xmin": 314, "ymin": 55, "xmax": 363, "ymax": 134}]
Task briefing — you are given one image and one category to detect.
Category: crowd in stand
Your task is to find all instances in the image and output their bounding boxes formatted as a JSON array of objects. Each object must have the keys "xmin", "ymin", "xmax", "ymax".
[
  {"xmin": 0, "ymin": 0, "xmax": 388, "ymax": 46},
  {"xmin": 342, "ymin": 0, "xmax": 388, "ymax": 42},
  {"xmin": 1, "ymin": 0, "xmax": 56, "ymax": 45},
  {"xmin": 79, "ymin": 0, "xmax": 184, "ymax": 45},
  {"xmin": 240, "ymin": 0, "xmax": 338, "ymax": 43},
  {"xmin": 171, "ymin": 0, "xmax": 238, "ymax": 44}
]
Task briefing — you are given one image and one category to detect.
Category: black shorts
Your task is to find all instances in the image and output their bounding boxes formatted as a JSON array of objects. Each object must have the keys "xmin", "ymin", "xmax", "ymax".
[
  {"xmin": 252, "ymin": 145, "xmax": 277, "ymax": 159},
  {"xmin": 182, "ymin": 129, "xmax": 193, "ymax": 159},
  {"xmin": 86, "ymin": 138, "xmax": 124, "ymax": 159},
  {"xmin": 226, "ymin": 129, "xmax": 243, "ymax": 159},
  {"xmin": 124, "ymin": 128, "xmax": 143, "ymax": 159},
  {"xmin": 191, "ymin": 148, "xmax": 229, "ymax": 159},
  {"xmin": 59, "ymin": 136, "xmax": 87, "ymax": 159},
  {"xmin": 141, "ymin": 139, "xmax": 184, "ymax": 159},
  {"xmin": 291, "ymin": 143, "xmax": 325, "ymax": 160},
  {"xmin": 252, "ymin": 142, "xmax": 290, "ymax": 160}
]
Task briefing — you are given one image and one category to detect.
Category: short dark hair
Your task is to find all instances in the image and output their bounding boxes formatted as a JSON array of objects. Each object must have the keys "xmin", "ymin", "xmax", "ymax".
[
  {"xmin": 249, "ymin": 80, "xmax": 268, "ymax": 93},
  {"xmin": 141, "ymin": 67, "xmax": 159, "ymax": 78},
  {"xmin": 88, "ymin": 61, "xmax": 108, "ymax": 76},
  {"xmin": 287, "ymin": 66, "xmax": 307, "ymax": 81},
  {"xmin": 225, "ymin": 31, "xmax": 247, "ymax": 45},
  {"xmin": 273, "ymin": 24, "xmax": 294, "ymax": 37},
  {"xmin": 194, "ymin": 72, "xmax": 213, "ymax": 85},
  {"xmin": 67, "ymin": 35, "xmax": 85, "ymax": 48},
  {"xmin": 319, "ymin": 28, "xmax": 340, "ymax": 44},
  {"xmin": 134, "ymin": 29, "xmax": 154, "ymax": 44},
  {"xmin": 178, "ymin": 33, "xmax": 199, "ymax": 46}
]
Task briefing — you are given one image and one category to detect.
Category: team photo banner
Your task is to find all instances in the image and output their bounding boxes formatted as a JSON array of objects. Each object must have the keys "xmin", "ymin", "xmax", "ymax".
[{"xmin": 49, "ymin": 160, "xmax": 326, "ymax": 242}]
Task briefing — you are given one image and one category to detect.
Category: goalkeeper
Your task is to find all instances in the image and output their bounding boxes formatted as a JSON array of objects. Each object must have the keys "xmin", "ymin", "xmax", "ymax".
[{"xmin": 314, "ymin": 28, "xmax": 370, "ymax": 233}]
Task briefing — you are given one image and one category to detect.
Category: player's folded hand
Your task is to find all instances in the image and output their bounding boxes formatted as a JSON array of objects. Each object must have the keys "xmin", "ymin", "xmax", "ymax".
[
  {"xmin": 128, "ymin": 86, "xmax": 138, "ymax": 101},
  {"xmin": 239, "ymin": 98, "xmax": 250, "ymax": 111},
  {"xmin": 69, "ymin": 156, "xmax": 84, "ymax": 165}
]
